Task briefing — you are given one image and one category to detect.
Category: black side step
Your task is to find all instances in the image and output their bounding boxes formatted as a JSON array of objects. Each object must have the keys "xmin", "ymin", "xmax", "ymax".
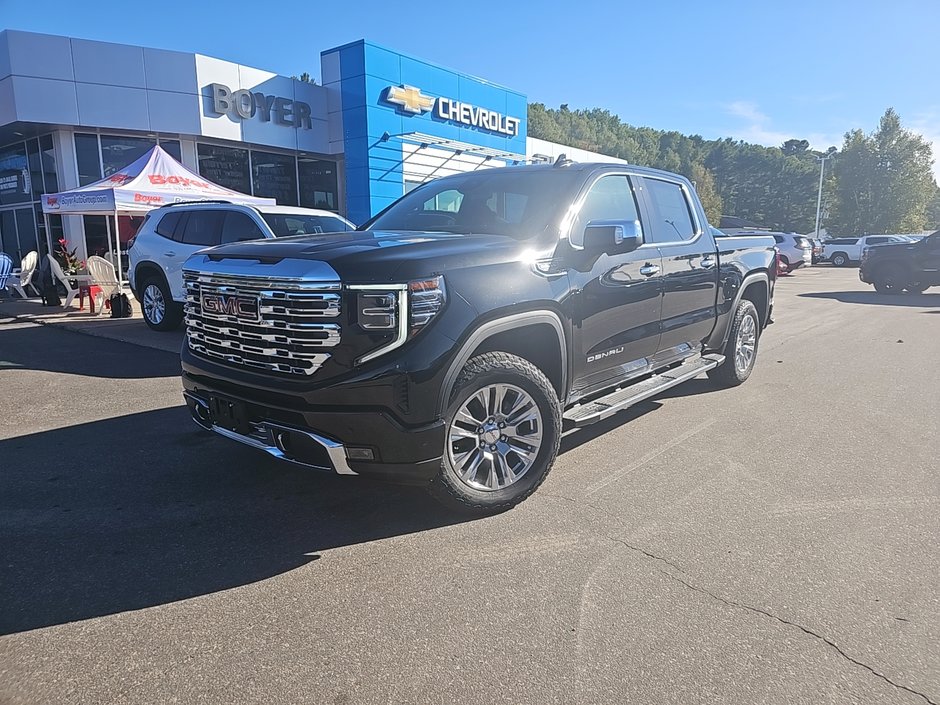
[{"xmin": 563, "ymin": 354, "xmax": 724, "ymax": 427}]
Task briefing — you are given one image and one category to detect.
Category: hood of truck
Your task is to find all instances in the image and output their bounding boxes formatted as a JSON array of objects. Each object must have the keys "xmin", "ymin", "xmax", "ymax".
[{"xmin": 190, "ymin": 229, "xmax": 546, "ymax": 281}]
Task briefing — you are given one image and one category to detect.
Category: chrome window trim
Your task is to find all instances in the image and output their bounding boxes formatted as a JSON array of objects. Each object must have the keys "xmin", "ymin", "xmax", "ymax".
[{"xmin": 348, "ymin": 283, "xmax": 409, "ymax": 364}]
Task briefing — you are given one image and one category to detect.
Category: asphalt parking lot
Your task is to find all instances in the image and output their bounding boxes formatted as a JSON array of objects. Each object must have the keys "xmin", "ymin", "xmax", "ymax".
[{"xmin": 1, "ymin": 266, "xmax": 938, "ymax": 705}]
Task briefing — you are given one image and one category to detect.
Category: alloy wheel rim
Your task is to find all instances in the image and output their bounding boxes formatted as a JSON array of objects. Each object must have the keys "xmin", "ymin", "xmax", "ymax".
[
  {"xmin": 143, "ymin": 284, "xmax": 165, "ymax": 324},
  {"xmin": 447, "ymin": 383, "xmax": 543, "ymax": 491},
  {"xmin": 734, "ymin": 314, "xmax": 757, "ymax": 373}
]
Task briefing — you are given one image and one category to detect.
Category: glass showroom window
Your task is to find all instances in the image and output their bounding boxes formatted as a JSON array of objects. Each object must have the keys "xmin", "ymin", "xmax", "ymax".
[
  {"xmin": 197, "ymin": 143, "xmax": 251, "ymax": 195},
  {"xmin": 0, "ymin": 142, "xmax": 31, "ymax": 207},
  {"xmin": 100, "ymin": 135, "xmax": 155, "ymax": 178},
  {"xmin": 75, "ymin": 133, "xmax": 103, "ymax": 186},
  {"xmin": 299, "ymin": 157, "xmax": 339, "ymax": 210},
  {"xmin": 252, "ymin": 150, "xmax": 298, "ymax": 206}
]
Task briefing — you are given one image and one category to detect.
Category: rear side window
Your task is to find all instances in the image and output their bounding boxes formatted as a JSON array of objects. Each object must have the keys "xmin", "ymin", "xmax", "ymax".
[
  {"xmin": 180, "ymin": 211, "xmax": 224, "ymax": 247},
  {"xmin": 155, "ymin": 211, "xmax": 182, "ymax": 239},
  {"xmin": 867, "ymin": 237, "xmax": 888, "ymax": 244},
  {"xmin": 773, "ymin": 235, "xmax": 785, "ymax": 244},
  {"xmin": 221, "ymin": 212, "xmax": 266, "ymax": 244},
  {"xmin": 643, "ymin": 178, "xmax": 697, "ymax": 242}
]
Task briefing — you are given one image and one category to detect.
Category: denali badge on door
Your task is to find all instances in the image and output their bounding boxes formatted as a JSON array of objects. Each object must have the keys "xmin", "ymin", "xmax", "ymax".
[{"xmin": 200, "ymin": 292, "xmax": 260, "ymax": 322}]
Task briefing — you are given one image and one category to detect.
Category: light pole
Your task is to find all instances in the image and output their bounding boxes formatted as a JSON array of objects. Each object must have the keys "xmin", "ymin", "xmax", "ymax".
[{"xmin": 814, "ymin": 150, "xmax": 836, "ymax": 240}]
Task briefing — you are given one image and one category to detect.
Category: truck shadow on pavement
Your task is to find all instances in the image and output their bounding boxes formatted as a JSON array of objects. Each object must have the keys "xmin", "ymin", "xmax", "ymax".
[
  {"xmin": 0, "ymin": 322, "xmax": 182, "ymax": 380},
  {"xmin": 799, "ymin": 291, "xmax": 940, "ymax": 308},
  {"xmin": 0, "ymin": 405, "xmax": 463, "ymax": 635}
]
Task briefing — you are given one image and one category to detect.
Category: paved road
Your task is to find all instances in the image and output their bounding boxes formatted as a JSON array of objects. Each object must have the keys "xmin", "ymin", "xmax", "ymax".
[{"xmin": 1, "ymin": 268, "xmax": 938, "ymax": 705}]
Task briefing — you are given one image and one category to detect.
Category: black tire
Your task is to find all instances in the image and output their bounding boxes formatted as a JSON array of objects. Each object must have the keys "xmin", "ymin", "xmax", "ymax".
[
  {"xmin": 429, "ymin": 352, "xmax": 562, "ymax": 514},
  {"xmin": 707, "ymin": 299, "xmax": 760, "ymax": 388},
  {"xmin": 872, "ymin": 264, "xmax": 906, "ymax": 295},
  {"xmin": 831, "ymin": 252, "xmax": 848, "ymax": 267},
  {"xmin": 140, "ymin": 275, "xmax": 184, "ymax": 331},
  {"xmin": 904, "ymin": 282, "xmax": 929, "ymax": 294}
]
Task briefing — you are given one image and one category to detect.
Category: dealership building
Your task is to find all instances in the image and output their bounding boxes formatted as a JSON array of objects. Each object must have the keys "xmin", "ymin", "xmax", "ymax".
[{"xmin": 0, "ymin": 29, "xmax": 616, "ymax": 264}]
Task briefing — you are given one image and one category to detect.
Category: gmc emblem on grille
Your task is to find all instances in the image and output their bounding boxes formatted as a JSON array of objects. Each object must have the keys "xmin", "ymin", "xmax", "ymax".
[{"xmin": 200, "ymin": 292, "xmax": 260, "ymax": 321}]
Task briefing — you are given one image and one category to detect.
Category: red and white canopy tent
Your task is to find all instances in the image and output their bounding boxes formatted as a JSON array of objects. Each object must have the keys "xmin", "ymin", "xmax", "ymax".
[{"xmin": 40, "ymin": 145, "xmax": 274, "ymax": 285}]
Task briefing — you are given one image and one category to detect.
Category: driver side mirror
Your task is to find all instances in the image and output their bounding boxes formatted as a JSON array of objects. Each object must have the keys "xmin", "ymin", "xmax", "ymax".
[{"xmin": 583, "ymin": 219, "xmax": 643, "ymax": 254}]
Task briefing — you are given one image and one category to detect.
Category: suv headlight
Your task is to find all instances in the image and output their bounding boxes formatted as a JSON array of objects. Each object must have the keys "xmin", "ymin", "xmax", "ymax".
[{"xmin": 351, "ymin": 276, "xmax": 446, "ymax": 364}]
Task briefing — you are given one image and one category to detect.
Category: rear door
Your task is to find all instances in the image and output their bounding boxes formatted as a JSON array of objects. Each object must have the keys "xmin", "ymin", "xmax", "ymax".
[
  {"xmin": 567, "ymin": 173, "xmax": 664, "ymax": 399},
  {"xmin": 167, "ymin": 210, "xmax": 224, "ymax": 300},
  {"xmin": 639, "ymin": 176, "xmax": 718, "ymax": 361}
]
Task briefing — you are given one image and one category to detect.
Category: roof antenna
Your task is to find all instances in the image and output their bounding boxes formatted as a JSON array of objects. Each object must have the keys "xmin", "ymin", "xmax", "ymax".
[{"xmin": 553, "ymin": 153, "xmax": 573, "ymax": 167}]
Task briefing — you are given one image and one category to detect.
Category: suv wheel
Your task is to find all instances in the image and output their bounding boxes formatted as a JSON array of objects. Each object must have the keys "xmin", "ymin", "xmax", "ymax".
[
  {"xmin": 430, "ymin": 352, "xmax": 562, "ymax": 514},
  {"xmin": 831, "ymin": 252, "xmax": 848, "ymax": 267},
  {"xmin": 141, "ymin": 276, "xmax": 184, "ymax": 331},
  {"xmin": 707, "ymin": 299, "xmax": 760, "ymax": 387},
  {"xmin": 904, "ymin": 282, "xmax": 929, "ymax": 294},
  {"xmin": 872, "ymin": 265, "xmax": 906, "ymax": 295}
]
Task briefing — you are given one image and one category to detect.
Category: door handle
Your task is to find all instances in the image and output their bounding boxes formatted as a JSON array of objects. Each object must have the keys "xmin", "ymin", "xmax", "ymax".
[
  {"xmin": 163, "ymin": 251, "xmax": 176, "ymax": 257},
  {"xmin": 639, "ymin": 264, "xmax": 660, "ymax": 276},
  {"xmin": 700, "ymin": 257, "xmax": 716, "ymax": 269}
]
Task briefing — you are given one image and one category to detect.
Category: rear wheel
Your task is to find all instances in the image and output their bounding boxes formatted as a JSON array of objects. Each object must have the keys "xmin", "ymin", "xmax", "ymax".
[
  {"xmin": 707, "ymin": 299, "xmax": 760, "ymax": 388},
  {"xmin": 831, "ymin": 252, "xmax": 848, "ymax": 267},
  {"xmin": 430, "ymin": 352, "xmax": 562, "ymax": 514},
  {"xmin": 872, "ymin": 265, "xmax": 906, "ymax": 295},
  {"xmin": 904, "ymin": 282, "xmax": 929, "ymax": 294},
  {"xmin": 141, "ymin": 276, "xmax": 184, "ymax": 331}
]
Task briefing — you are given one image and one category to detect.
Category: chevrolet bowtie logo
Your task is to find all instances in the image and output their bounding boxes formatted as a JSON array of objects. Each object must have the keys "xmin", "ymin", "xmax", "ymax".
[{"xmin": 386, "ymin": 85, "xmax": 435, "ymax": 114}]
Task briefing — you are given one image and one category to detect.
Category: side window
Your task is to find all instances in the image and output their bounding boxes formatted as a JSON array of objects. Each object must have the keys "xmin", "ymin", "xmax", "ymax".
[
  {"xmin": 571, "ymin": 175, "xmax": 641, "ymax": 240},
  {"xmin": 221, "ymin": 211, "xmax": 265, "ymax": 244},
  {"xmin": 423, "ymin": 189, "xmax": 463, "ymax": 213},
  {"xmin": 155, "ymin": 211, "xmax": 182, "ymax": 240},
  {"xmin": 642, "ymin": 178, "xmax": 697, "ymax": 243},
  {"xmin": 773, "ymin": 235, "xmax": 784, "ymax": 244},
  {"xmin": 868, "ymin": 237, "xmax": 887, "ymax": 244},
  {"xmin": 180, "ymin": 211, "xmax": 224, "ymax": 247}
]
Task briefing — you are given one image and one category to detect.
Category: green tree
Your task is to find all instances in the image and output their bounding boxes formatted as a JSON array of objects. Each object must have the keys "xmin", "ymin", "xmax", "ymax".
[
  {"xmin": 830, "ymin": 108, "xmax": 936, "ymax": 234},
  {"xmin": 689, "ymin": 164, "xmax": 723, "ymax": 224}
]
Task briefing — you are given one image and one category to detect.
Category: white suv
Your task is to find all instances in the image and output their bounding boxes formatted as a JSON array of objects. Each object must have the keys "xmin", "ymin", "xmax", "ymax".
[
  {"xmin": 128, "ymin": 202, "xmax": 354, "ymax": 330},
  {"xmin": 823, "ymin": 235, "xmax": 913, "ymax": 267}
]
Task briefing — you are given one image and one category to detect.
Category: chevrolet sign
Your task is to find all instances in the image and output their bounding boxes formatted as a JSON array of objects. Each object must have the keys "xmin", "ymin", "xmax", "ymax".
[{"xmin": 384, "ymin": 85, "xmax": 521, "ymax": 137}]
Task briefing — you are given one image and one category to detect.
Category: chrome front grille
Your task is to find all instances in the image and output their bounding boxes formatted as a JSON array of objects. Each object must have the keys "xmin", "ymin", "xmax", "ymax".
[{"xmin": 184, "ymin": 271, "xmax": 341, "ymax": 376}]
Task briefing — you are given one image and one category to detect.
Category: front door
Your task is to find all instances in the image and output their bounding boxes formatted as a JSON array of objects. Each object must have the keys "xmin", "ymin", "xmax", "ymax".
[
  {"xmin": 639, "ymin": 176, "xmax": 718, "ymax": 362},
  {"xmin": 565, "ymin": 174, "xmax": 663, "ymax": 400},
  {"xmin": 921, "ymin": 233, "xmax": 940, "ymax": 284}
]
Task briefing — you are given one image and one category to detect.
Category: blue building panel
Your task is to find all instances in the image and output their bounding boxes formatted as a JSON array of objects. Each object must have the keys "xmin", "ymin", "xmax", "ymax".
[{"xmin": 327, "ymin": 40, "xmax": 528, "ymax": 221}]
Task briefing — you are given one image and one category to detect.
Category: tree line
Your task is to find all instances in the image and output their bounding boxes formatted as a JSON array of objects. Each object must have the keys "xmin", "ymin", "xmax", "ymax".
[{"xmin": 528, "ymin": 104, "xmax": 940, "ymax": 236}]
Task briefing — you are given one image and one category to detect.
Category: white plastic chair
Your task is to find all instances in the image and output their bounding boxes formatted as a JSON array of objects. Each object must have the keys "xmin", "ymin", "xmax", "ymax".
[
  {"xmin": 47, "ymin": 254, "xmax": 79, "ymax": 308},
  {"xmin": 85, "ymin": 255, "xmax": 121, "ymax": 315},
  {"xmin": 5, "ymin": 250, "xmax": 40, "ymax": 298}
]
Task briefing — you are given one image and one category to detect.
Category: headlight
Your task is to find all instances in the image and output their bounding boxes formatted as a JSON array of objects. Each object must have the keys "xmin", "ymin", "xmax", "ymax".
[
  {"xmin": 408, "ymin": 276, "xmax": 446, "ymax": 331},
  {"xmin": 351, "ymin": 276, "xmax": 445, "ymax": 364}
]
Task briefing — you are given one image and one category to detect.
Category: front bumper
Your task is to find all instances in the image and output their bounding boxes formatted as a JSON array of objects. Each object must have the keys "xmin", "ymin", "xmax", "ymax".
[{"xmin": 182, "ymin": 378, "xmax": 445, "ymax": 485}]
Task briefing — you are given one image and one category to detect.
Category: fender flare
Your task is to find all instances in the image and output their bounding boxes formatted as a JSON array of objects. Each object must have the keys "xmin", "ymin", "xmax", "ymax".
[
  {"xmin": 436, "ymin": 310, "xmax": 568, "ymax": 416},
  {"xmin": 132, "ymin": 261, "xmax": 170, "ymax": 298},
  {"xmin": 720, "ymin": 272, "xmax": 770, "ymax": 347}
]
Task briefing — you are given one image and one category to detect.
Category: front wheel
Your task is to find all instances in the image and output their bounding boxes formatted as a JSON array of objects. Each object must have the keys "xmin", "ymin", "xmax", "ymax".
[
  {"xmin": 141, "ymin": 276, "xmax": 184, "ymax": 331},
  {"xmin": 831, "ymin": 252, "xmax": 848, "ymax": 267},
  {"xmin": 707, "ymin": 299, "xmax": 760, "ymax": 388},
  {"xmin": 429, "ymin": 352, "xmax": 562, "ymax": 514},
  {"xmin": 904, "ymin": 282, "xmax": 929, "ymax": 294},
  {"xmin": 872, "ymin": 265, "xmax": 906, "ymax": 295}
]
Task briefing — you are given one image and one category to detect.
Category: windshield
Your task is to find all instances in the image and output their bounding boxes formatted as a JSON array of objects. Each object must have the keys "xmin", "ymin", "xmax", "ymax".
[
  {"xmin": 364, "ymin": 169, "xmax": 579, "ymax": 239},
  {"xmin": 260, "ymin": 213, "xmax": 352, "ymax": 237}
]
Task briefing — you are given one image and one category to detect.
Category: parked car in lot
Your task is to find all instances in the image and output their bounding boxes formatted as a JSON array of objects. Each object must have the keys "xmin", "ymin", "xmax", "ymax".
[
  {"xmin": 823, "ymin": 235, "xmax": 912, "ymax": 267},
  {"xmin": 860, "ymin": 229, "xmax": 940, "ymax": 293},
  {"xmin": 180, "ymin": 161, "xmax": 777, "ymax": 513},
  {"xmin": 129, "ymin": 202, "xmax": 354, "ymax": 330},
  {"xmin": 810, "ymin": 238, "xmax": 824, "ymax": 264},
  {"xmin": 721, "ymin": 224, "xmax": 812, "ymax": 271}
]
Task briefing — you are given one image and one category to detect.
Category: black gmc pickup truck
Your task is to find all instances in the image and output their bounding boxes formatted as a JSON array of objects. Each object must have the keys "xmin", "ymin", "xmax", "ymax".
[
  {"xmin": 859, "ymin": 230, "xmax": 940, "ymax": 293},
  {"xmin": 180, "ymin": 161, "xmax": 776, "ymax": 512}
]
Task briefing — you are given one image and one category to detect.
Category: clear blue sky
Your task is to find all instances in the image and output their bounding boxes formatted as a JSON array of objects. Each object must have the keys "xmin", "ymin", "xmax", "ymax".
[{"xmin": 2, "ymin": 0, "xmax": 937, "ymax": 171}]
